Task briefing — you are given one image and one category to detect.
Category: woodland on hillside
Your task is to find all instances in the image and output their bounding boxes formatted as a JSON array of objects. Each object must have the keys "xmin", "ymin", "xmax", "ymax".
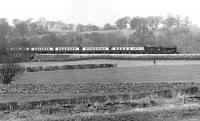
[{"xmin": 1, "ymin": 15, "xmax": 200, "ymax": 53}]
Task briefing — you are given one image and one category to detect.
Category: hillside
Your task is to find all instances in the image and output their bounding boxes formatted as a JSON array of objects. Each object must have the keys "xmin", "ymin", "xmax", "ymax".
[
  {"xmin": 7, "ymin": 27, "xmax": 200, "ymax": 53},
  {"xmin": 81, "ymin": 29, "xmax": 136, "ymax": 37}
]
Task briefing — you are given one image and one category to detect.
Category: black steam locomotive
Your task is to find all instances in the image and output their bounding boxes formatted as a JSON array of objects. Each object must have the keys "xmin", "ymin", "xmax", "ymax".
[{"xmin": 8, "ymin": 45, "xmax": 180, "ymax": 54}]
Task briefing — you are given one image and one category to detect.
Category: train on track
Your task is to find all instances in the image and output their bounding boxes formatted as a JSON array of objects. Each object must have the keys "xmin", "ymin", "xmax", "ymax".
[{"xmin": 8, "ymin": 45, "xmax": 181, "ymax": 54}]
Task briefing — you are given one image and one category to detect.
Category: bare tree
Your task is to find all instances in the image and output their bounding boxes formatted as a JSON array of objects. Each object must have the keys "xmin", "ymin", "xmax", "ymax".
[
  {"xmin": 115, "ymin": 16, "xmax": 131, "ymax": 29},
  {"xmin": 0, "ymin": 53, "xmax": 24, "ymax": 84}
]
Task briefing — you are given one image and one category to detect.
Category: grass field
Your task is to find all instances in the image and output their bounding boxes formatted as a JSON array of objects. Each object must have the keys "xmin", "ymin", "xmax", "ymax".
[
  {"xmin": 22, "ymin": 59, "xmax": 200, "ymax": 67},
  {"xmin": 17, "ymin": 64, "xmax": 200, "ymax": 84}
]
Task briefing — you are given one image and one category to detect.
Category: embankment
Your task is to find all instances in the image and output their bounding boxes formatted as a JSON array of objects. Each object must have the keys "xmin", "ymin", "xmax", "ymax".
[{"xmin": 32, "ymin": 54, "xmax": 200, "ymax": 62}]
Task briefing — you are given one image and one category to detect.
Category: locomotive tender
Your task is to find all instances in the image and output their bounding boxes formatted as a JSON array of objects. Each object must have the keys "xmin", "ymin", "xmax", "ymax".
[{"xmin": 8, "ymin": 45, "xmax": 180, "ymax": 54}]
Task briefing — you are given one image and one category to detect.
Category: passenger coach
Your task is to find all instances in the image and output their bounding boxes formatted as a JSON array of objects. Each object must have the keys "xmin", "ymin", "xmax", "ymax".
[
  {"xmin": 110, "ymin": 47, "xmax": 145, "ymax": 54},
  {"xmin": 81, "ymin": 47, "xmax": 109, "ymax": 54},
  {"xmin": 55, "ymin": 47, "xmax": 79, "ymax": 53}
]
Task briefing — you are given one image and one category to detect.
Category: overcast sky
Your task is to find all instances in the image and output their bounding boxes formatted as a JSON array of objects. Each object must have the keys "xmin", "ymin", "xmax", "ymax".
[{"xmin": 0, "ymin": 0, "xmax": 200, "ymax": 26}]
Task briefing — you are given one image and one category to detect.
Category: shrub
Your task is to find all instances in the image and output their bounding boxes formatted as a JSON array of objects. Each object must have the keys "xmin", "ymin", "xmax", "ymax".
[{"xmin": 0, "ymin": 53, "xmax": 24, "ymax": 84}]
